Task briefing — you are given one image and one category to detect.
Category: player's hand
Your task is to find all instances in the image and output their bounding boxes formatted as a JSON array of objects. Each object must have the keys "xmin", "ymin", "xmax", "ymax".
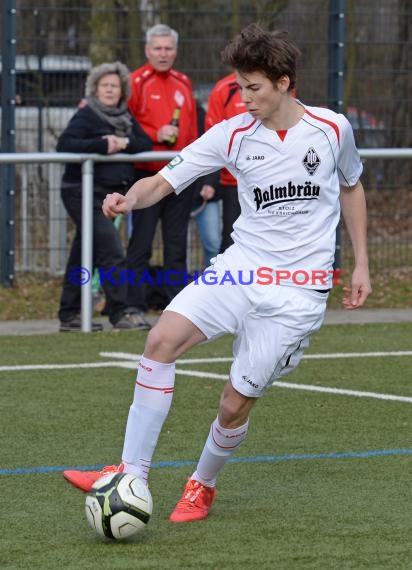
[
  {"xmin": 102, "ymin": 192, "xmax": 132, "ymax": 218},
  {"xmin": 342, "ymin": 265, "xmax": 372, "ymax": 309},
  {"xmin": 200, "ymin": 184, "xmax": 216, "ymax": 201}
]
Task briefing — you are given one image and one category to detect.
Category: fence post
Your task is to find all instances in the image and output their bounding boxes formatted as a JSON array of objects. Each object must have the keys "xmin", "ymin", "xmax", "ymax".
[
  {"xmin": 48, "ymin": 163, "xmax": 67, "ymax": 275},
  {"xmin": 0, "ymin": 0, "xmax": 17, "ymax": 287},
  {"xmin": 328, "ymin": 0, "xmax": 346, "ymax": 272},
  {"xmin": 81, "ymin": 159, "xmax": 94, "ymax": 332}
]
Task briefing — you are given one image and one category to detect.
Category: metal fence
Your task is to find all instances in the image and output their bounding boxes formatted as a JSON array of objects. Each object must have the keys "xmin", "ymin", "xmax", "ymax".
[
  {"xmin": 5, "ymin": 151, "xmax": 206, "ymax": 277},
  {"xmin": 1, "ymin": 0, "xmax": 411, "ymax": 295},
  {"xmin": 0, "ymin": 148, "xmax": 411, "ymax": 329},
  {"xmin": 4, "ymin": 1, "xmax": 411, "ymax": 153}
]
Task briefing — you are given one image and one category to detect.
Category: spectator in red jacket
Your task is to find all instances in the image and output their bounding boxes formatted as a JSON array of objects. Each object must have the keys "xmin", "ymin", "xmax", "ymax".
[
  {"xmin": 205, "ymin": 72, "xmax": 246, "ymax": 252},
  {"xmin": 126, "ymin": 24, "xmax": 198, "ymax": 317}
]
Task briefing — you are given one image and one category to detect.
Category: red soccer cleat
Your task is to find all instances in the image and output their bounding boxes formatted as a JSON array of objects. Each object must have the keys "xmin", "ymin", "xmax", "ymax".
[
  {"xmin": 63, "ymin": 464, "xmax": 124, "ymax": 493},
  {"xmin": 169, "ymin": 478, "xmax": 216, "ymax": 523}
]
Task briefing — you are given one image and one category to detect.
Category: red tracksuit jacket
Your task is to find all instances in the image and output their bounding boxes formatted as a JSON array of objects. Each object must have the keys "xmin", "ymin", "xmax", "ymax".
[{"xmin": 129, "ymin": 63, "xmax": 198, "ymax": 172}]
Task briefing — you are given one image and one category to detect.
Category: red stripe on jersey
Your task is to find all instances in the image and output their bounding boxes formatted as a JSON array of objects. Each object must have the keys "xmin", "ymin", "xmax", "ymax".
[
  {"xmin": 136, "ymin": 380, "xmax": 174, "ymax": 394},
  {"xmin": 276, "ymin": 129, "xmax": 287, "ymax": 141},
  {"xmin": 304, "ymin": 108, "xmax": 340, "ymax": 145},
  {"xmin": 227, "ymin": 119, "xmax": 257, "ymax": 156}
]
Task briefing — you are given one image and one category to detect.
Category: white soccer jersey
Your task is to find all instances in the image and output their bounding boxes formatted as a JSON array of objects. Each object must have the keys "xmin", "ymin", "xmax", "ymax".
[{"xmin": 160, "ymin": 102, "xmax": 363, "ymax": 288}]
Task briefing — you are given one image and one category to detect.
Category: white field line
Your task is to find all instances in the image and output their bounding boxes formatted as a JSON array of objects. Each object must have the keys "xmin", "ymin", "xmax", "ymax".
[
  {"xmin": 1, "ymin": 349, "xmax": 411, "ymax": 373},
  {"xmin": 304, "ymin": 351, "xmax": 412, "ymax": 359},
  {"xmin": 99, "ymin": 351, "xmax": 234, "ymax": 364},
  {"xmin": 172, "ymin": 370, "xmax": 412, "ymax": 404},
  {"xmin": 0, "ymin": 362, "xmax": 221, "ymax": 376},
  {"xmin": 274, "ymin": 382, "xmax": 412, "ymax": 404},
  {"xmin": 0, "ymin": 361, "xmax": 138, "ymax": 372},
  {"xmin": 99, "ymin": 350, "xmax": 412, "ymax": 363},
  {"xmin": 1, "ymin": 351, "xmax": 412, "ymax": 404}
]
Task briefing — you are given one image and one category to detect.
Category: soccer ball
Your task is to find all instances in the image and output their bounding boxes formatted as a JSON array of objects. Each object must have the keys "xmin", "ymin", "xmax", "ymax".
[{"xmin": 85, "ymin": 472, "xmax": 153, "ymax": 540}]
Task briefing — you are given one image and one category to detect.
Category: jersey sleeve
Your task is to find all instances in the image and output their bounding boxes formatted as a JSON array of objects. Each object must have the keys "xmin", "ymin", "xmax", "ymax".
[
  {"xmin": 337, "ymin": 114, "xmax": 363, "ymax": 187},
  {"xmin": 159, "ymin": 123, "xmax": 228, "ymax": 194}
]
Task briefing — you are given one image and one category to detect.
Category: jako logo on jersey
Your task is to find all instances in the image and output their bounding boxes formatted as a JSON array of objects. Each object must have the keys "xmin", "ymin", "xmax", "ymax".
[
  {"xmin": 246, "ymin": 154, "xmax": 265, "ymax": 160},
  {"xmin": 253, "ymin": 181, "xmax": 320, "ymax": 211},
  {"xmin": 167, "ymin": 155, "xmax": 184, "ymax": 169},
  {"xmin": 303, "ymin": 147, "xmax": 321, "ymax": 175}
]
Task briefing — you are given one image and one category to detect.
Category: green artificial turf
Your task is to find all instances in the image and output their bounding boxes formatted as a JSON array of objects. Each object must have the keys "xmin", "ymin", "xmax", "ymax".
[{"xmin": 1, "ymin": 323, "xmax": 412, "ymax": 569}]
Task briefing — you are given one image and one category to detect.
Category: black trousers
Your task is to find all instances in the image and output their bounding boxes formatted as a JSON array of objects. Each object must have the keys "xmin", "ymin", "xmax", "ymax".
[
  {"xmin": 126, "ymin": 170, "xmax": 194, "ymax": 311},
  {"xmin": 58, "ymin": 185, "xmax": 130, "ymax": 324},
  {"xmin": 219, "ymin": 184, "xmax": 241, "ymax": 253}
]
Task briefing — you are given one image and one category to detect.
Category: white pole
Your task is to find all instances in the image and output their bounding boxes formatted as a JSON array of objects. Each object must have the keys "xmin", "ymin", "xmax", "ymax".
[{"xmin": 81, "ymin": 159, "xmax": 94, "ymax": 332}]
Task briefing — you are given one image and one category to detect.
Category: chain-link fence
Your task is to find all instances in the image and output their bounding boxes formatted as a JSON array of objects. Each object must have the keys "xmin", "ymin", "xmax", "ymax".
[{"xmin": 1, "ymin": 0, "xmax": 411, "ymax": 285}]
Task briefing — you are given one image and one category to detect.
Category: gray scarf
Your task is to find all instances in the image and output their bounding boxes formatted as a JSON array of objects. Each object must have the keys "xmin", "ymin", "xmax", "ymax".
[{"xmin": 86, "ymin": 95, "xmax": 132, "ymax": 136}]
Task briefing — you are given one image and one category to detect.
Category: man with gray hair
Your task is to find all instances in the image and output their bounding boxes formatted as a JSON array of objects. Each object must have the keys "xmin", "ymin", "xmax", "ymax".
[{"xmin": 126, "ymin": 24, "xmax": 198, "ymax": 321}]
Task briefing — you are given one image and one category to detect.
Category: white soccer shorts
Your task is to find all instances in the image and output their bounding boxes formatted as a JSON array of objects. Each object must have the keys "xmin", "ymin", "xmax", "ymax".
[{"xmin": 165, "ymin": 247, "xmax": 328, "ymax": 397}]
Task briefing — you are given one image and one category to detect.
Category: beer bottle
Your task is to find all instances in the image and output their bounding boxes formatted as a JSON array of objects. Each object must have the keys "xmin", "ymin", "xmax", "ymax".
[{"xmin": 166, "ymin": 108, "xmax": 180, "ymax": 147}]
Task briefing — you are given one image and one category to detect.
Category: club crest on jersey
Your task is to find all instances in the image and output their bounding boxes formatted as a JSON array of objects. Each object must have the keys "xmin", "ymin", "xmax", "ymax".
[
  {"xmin": 253, "ymin": 181, "xmax": 320, "ymax": 211},
  {"xmin": 167, "ymin": 155, "xmax": 184, "ymax": 169},
  {"xmin": 302, "ymin": 147, "xmax": 321, "ymax": 175}
]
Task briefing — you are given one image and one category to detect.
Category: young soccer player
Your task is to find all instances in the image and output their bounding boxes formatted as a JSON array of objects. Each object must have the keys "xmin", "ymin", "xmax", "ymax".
[{"xmin": 64, "ymin": 23, "xmax": 371, "ymax": 523}]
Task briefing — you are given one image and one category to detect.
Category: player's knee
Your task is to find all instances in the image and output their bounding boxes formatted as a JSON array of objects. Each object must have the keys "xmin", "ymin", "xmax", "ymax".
[
  {"xmin": 219, "ymin": 408, "xmax": 250, "ymax": 429},
  {"xmin": 145, "ymin": 324, "xmax": 184, "ymax": 362},
  {"xmin": 218, "ymin": 389, "xmax": 254, "ymax": 428},
  {"xmin": 218, "ymin": 404, "xmax": 244, "ymax": 428}
]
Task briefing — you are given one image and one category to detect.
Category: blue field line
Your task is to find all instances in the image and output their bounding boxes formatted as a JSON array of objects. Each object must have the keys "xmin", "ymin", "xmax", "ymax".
[{"xmin": 1, "ymin": 448, "xmax": 412, "ymax": 476}]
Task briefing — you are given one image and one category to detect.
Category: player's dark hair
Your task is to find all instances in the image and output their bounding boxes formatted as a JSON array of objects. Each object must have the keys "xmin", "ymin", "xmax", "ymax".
[{"xmin": 221, "ymin": 23, "xmax": 301, "ymax": 91}]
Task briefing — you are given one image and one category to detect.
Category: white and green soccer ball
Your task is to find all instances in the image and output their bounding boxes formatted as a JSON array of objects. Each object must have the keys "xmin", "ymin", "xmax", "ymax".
[{"xmin": 85, "ymin": 472, "xmax": 153, "ymax": 540}]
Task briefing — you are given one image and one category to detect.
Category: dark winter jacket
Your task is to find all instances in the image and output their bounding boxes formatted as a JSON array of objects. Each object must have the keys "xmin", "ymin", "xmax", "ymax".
[{"xmin": 56, "ymin": 105, "xmax": 152, "ymax": 191}]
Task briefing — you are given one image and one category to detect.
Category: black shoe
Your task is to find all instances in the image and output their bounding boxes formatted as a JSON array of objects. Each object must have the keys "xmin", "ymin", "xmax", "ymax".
[
  {"xmin": 112, "ymin": 311, "xmax": 151, "ymax": 331},
  {"xmin": 59, "ymin": 314, "xmax": 103, "ymax": 332}
]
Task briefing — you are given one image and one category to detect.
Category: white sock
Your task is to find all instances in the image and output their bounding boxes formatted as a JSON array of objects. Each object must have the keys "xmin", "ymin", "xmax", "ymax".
[
  {"xmin": 192, "ymin": 417, "xmax": 249, "ymax": 487},
  {"xmin": 121, "ymin": 356, "xmax": 175, "ymax": 483}
]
